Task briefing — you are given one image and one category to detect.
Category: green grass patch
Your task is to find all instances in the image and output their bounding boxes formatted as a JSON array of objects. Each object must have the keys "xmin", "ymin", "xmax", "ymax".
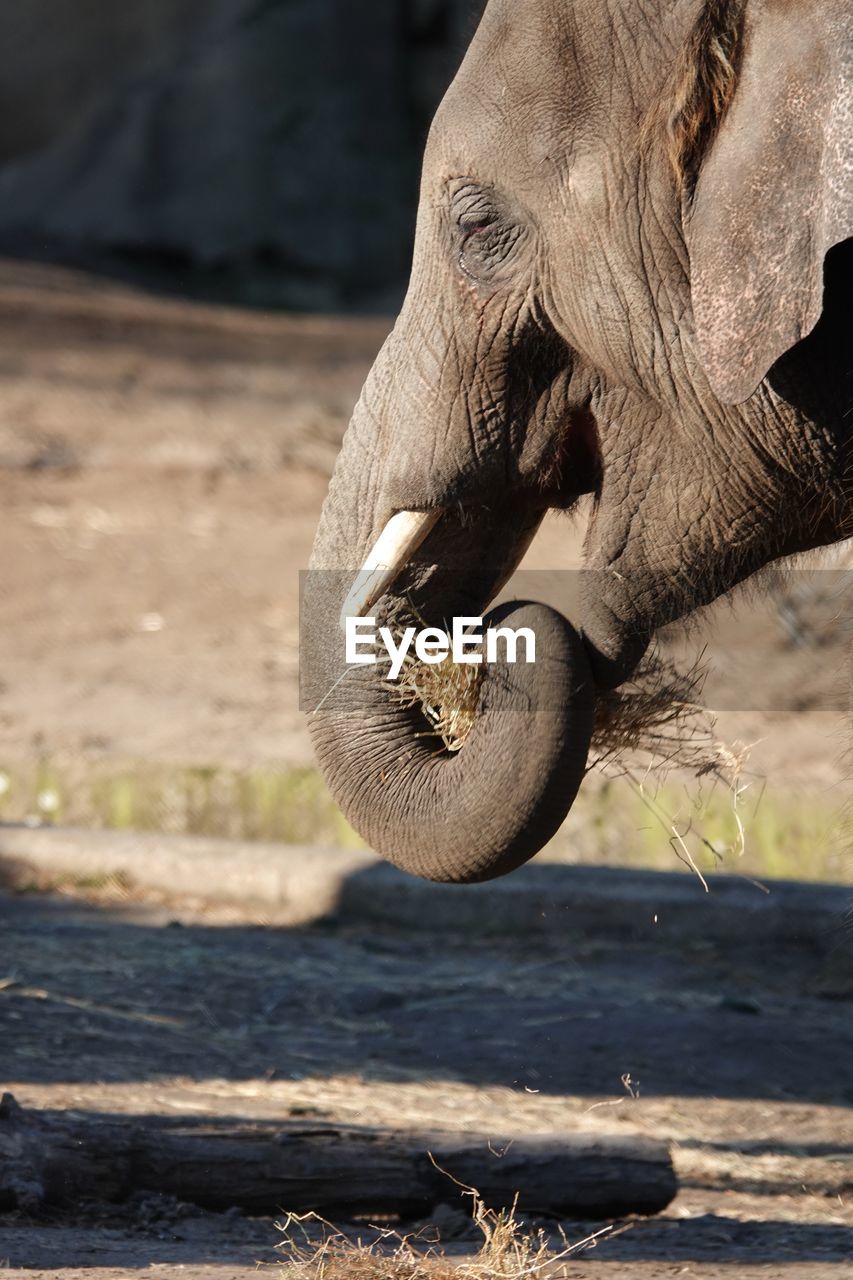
[
  {"xmin": 547, "ymin": 776, "xmax": 849, "ymax": 884},
  {"xmin": 0, "ymin": 758, "xmax": 847, "ymax": 883},
  {"xmin": 0, "ymin": 759, "xmax": 364, "ymax": 849}
]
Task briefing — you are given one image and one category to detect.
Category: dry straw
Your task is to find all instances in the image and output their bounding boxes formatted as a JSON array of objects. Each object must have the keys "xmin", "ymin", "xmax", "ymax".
[
  {"xmin": 588, "ymin": 652, "xmax": 751, "ymax": 888},
  {"xmin": 388, "ymin": 644, "xmax": 483, "ymax": 753},
  {"xmin": 381, "ymin": 615, "xmax": 738, "ymax": 782},
  {"xmin": 381, "ymin": 620, "xmax": 750, "ymax": 886},
  {"xmin": 378, "ymin": 609, "xmax": 484, "ymax": 752},
  {"xmin": 276, "ymin": 1165, "xmax": 617, "ymax": 1278},
  {"xmin": 589, "ymin": 649, "xmax": 744, "ymax": 782}
]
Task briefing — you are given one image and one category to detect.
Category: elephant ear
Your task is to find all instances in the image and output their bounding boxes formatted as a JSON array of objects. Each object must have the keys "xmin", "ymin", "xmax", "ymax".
[{"xmin": 685, "ymin": 0, "xmax": 852, "ymax": 405}]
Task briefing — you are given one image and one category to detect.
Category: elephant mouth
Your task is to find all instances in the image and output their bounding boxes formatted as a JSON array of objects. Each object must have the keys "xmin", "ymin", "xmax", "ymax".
[
  {"xmin": 338, "ymin": 398, "xmax": 604, "ymax": 627},
  {"xmin": 340, "ymin": 505, "xmax": 545, "ymax": 631}
]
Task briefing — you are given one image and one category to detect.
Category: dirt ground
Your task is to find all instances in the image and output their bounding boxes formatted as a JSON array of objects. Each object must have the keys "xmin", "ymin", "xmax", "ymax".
[
  {"xmin": 1, "ymin": 879, "xmax": 852, "ymax": 1277},
  {"xmin": 0, "ymin": 261, "xmax": 851, "ymax": 1276},
  {"xmin": 0, "ymin": 259, "xmax": 848, "ymax": 785}
]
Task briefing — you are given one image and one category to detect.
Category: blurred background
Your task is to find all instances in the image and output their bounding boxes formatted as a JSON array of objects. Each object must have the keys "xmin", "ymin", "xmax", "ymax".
[
  {"xmin": 0, "ymin": 0, "xmax": 849, "ymax": 884},
  {"xmin": 0, "ymin": 0, "xmax": 481, "ymax": 309}
]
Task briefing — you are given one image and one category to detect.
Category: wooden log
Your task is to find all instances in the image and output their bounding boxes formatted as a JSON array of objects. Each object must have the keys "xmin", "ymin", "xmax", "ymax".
[{"xmin": 0, "ymin": 1093, "xmax": 676, "ymax": 1219}]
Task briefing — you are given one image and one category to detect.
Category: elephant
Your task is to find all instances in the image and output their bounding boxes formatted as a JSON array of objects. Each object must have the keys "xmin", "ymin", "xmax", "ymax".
[{"xmin": 302, "ymin": 0, "xmax": 851, "ymax": 884}]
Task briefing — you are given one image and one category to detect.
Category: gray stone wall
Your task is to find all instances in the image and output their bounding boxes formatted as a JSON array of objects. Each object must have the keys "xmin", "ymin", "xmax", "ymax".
[{"xmin": 0, "ymin": 1, "xmax": 480, "ymax": 307}]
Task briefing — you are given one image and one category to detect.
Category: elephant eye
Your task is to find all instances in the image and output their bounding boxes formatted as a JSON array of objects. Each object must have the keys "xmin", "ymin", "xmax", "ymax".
[
  {"xmin": 458, "ymin": 208, "xmax": 497, "ymax": 235},
  {"xmin": 449, "ymin": 181, "xmax": 528, "ymax": 284},
  {"xmin": 458, "ymin": 216, "xmax": 524, "ymax": 282}
]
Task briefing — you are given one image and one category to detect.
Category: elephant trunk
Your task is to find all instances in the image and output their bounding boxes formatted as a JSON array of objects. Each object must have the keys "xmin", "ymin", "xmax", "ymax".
[
  {"xmin": 303, "ymin": 437, "xmax": 595, "ymax": 881},
  {"xmin": 304, "ymin": 589, "xmax": 594, "ymax": 883}
]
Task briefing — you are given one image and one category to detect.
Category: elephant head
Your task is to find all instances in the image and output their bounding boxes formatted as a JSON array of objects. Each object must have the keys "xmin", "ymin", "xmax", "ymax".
[{"xmin": 302, "ymin": 0, "xmax": 851, "ymax": 883}]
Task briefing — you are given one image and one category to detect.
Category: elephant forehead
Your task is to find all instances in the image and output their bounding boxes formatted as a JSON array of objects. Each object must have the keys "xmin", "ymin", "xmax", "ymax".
[
  {"xmin": 430, "ymin": 13, "xmax": 573, "ymax": 175},
  {"xmin": 472, "ymin": 0, "xmax": 652, "ymax": 87},
  {"xmin": 428, "ymin": 0, "xmax": 642, "ymax": 177}
]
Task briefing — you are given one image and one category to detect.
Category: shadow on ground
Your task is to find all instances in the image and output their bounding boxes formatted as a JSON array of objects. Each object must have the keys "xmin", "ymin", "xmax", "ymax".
[
  {"xmin": 1, "ymin": 876, "xmax": 851, "ymax": 1103},
  {"xmin": 1, "ymin": 877, "xmax": 851, "ymax": 1272}
]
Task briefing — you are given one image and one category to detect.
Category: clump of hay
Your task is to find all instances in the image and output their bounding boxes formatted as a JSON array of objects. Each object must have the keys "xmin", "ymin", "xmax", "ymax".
[
  {"xmin": 377, "ymin": 609, "xmax": 483, "ymax": 753},
  {"xmin": 381, "ymin": 613, "xmax": 737, "ymax": 780},
  {"xmin": 589, "ymin": 652, "xmax": 753, "ymax": 888},
  {"xmin": 389, "ymin": 647, "xmax": 483, "ymax": 753},
  {"xmin": 276, "ymin": 1170, "xmax": 613, "ymax": 1277},
  {"xmin": 381, "ymin": 624, "xmax": 750, "ymax": 885},
  {"xmin": 590, "ymin": 649, "xmax": 740, "ymax": 780}
]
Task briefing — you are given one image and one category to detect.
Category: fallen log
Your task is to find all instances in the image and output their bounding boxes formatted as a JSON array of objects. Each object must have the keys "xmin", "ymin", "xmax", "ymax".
[{"xmin": 0, "ymin": 1093, "xmax": 676, "ymax": 1219}]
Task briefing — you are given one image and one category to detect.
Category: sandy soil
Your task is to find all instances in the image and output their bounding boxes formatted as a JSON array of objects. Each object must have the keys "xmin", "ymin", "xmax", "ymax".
[
  {"xmin": 0, "ymin": 261, "xmax": 851, "ymax": 1276},
  {"xmin": 0, "ymin": 259, "xmax": 849, "ymax": 789}
]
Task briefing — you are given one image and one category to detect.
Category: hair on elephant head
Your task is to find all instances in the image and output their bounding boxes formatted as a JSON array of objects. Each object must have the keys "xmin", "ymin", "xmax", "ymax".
[
  {"xmin": 303, "ymin": 0, "xmax": 851, "ymax": 883},
  {"xmin": 653, "ymin": 0, "xmax": 746, "ymax": 195}
]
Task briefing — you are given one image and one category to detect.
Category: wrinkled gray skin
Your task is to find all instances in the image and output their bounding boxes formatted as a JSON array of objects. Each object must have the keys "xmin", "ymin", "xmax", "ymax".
[{"xmin": 304, "ymin": 0, "xmax": 851, "ymax": 883}]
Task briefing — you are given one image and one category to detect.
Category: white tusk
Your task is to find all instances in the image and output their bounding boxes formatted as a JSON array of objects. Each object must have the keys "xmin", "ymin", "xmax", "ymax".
[{"xmin": 340, "ymin": 509, "xmax": 442, "ymax": 629}]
